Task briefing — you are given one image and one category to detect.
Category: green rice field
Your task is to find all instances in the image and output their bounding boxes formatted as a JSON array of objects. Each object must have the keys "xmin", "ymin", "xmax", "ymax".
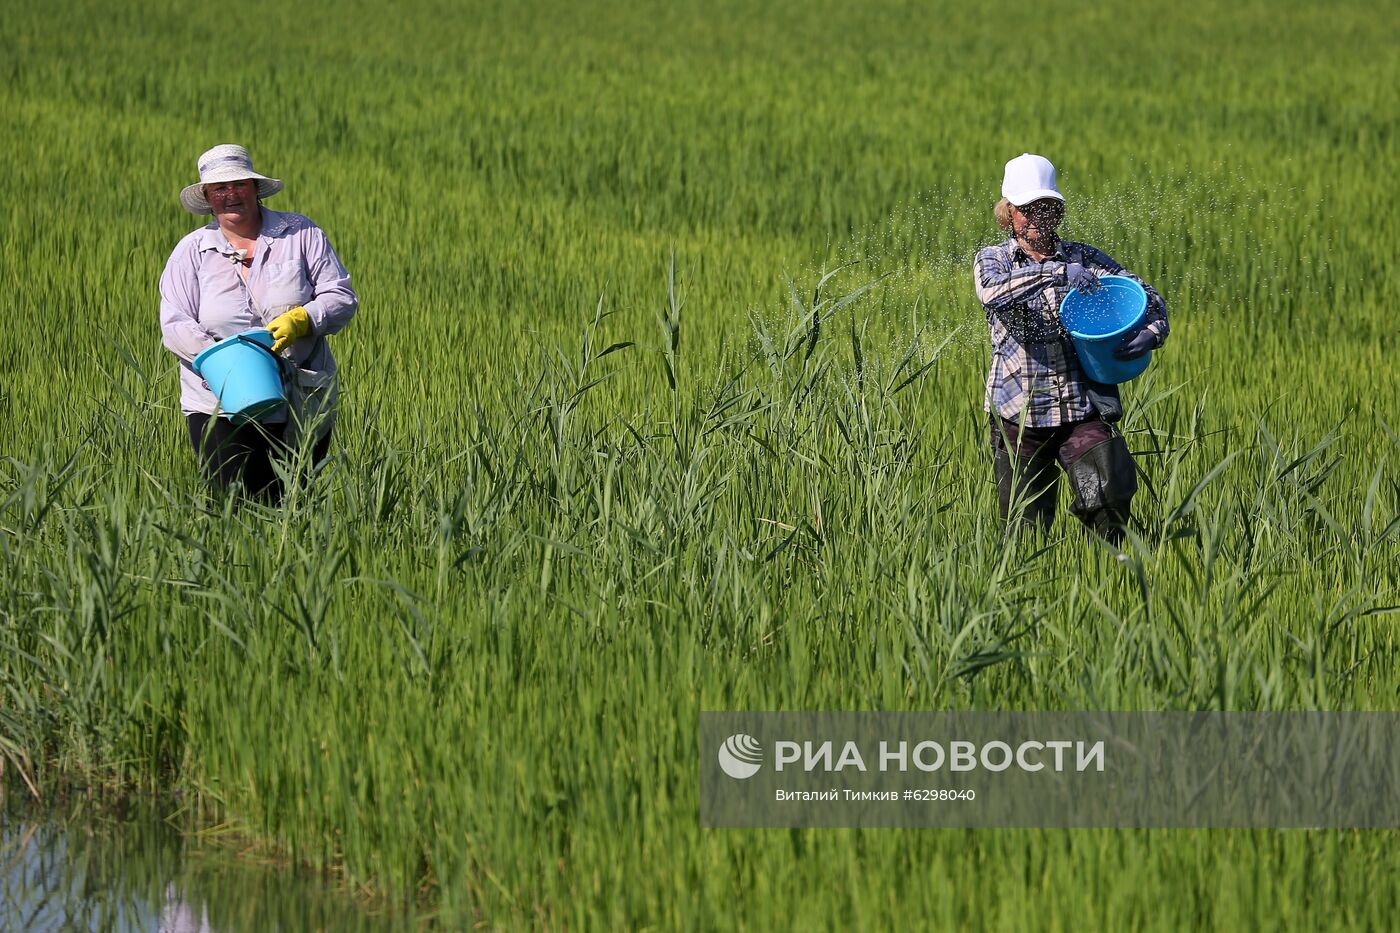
[{"xmin": 2, "ymin": 0, "xmax": 1399, "ymax": 926}]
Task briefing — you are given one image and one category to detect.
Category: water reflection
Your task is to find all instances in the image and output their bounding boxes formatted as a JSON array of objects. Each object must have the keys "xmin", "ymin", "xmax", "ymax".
[{"xmin": 1, "ymin": 798, "xmax": 406, "ymax": 932}]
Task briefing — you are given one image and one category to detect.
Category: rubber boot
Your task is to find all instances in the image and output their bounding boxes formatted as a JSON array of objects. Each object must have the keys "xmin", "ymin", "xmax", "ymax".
[
  {"xmin": 1066, "ymin": 435, "xmax": 1138, "ymax": 544},
  {"xmin": 994, "ymin": 447, "xmax": 1059, "ymax": 533}
]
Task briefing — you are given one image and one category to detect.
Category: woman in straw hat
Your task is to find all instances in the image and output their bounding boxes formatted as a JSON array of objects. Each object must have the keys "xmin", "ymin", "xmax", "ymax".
[
  {"xmin": 159, "ymin": 144, "xmax": 358, "ymax": 498},
  {"xmin": 973, "ymin": 153, "xmax": 1169, "ymax": 544}
]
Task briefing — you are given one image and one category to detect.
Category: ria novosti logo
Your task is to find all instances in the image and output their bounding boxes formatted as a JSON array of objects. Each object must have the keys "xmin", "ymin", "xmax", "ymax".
[
  {"xmin": 715, "ymin": 733, "xmax": 1108, "ymax": 779},
  {"xmin": 717, "ymin": 734, "xmax": 763, "ymax": 779}
]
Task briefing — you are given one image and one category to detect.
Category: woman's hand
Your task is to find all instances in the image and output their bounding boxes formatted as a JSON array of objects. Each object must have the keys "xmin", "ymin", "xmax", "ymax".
[
  {"xmin": 267, "ymin": 307, "xmax": 312, "ymax": 352},
  {"xmin": 1113, "ymin": 328, "xmax": 1157, "ymax": 360},
  {"xmin": 1064, "ymin": 262, "xmax": 1102, "ymax": 295}
]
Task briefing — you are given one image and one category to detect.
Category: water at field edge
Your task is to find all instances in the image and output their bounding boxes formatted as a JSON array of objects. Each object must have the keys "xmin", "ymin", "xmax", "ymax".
[{"xmin": 1, "ymin": 797, "xmax": 408, "ymax": 932}]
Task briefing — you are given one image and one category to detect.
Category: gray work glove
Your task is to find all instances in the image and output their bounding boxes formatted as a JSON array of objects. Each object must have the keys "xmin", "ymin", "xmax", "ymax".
[
  {"xmin": 1064, "ymin": 262, "xmax": 1102, "ymax": 295},
  {"xmin": 1114, "ymin": 328, "xmax": 1158, "ymax": 360}
]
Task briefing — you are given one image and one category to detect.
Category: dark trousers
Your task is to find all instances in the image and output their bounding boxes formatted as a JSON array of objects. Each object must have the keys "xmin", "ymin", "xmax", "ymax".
[
  {"xmin": 187, "ymin": 413, "xmax": 332, "ymax": 500},
  {"xmin": 990, "ymin": 413, "xmax": 1138, "ymax": 542}
]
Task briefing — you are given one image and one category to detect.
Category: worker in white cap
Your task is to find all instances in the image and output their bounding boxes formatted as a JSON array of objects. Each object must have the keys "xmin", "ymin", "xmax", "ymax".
[{"xmin": 973, "ymin": 153, "xmax": 1170, "ymax": 544}]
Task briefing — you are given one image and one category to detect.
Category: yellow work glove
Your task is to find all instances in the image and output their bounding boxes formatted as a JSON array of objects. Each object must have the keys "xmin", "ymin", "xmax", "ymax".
[{"xmin": 267, "ymin": 306, "xmax": 312, "ymax": 353}]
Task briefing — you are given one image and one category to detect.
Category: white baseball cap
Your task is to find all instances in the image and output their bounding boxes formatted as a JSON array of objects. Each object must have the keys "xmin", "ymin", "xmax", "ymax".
[{"xmin": 1001, "ymin": 153, "xmax": 1063, "ymax": 206}]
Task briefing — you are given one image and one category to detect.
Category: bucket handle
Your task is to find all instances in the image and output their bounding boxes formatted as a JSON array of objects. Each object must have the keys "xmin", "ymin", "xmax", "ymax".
[{"xmin": 234, "ymin": 332, "xmax": 278, "ymax": 360}]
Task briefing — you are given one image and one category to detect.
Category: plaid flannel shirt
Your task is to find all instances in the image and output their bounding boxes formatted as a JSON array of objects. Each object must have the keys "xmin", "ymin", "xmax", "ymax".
[{"xmin": 974, "ymin": 237, "xmax": 1168, "ymax": 427}]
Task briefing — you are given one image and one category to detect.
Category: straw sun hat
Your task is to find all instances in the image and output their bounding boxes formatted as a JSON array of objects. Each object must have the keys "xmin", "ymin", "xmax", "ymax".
[{"xmin": 179, "ymin": 144, "xmax": 284, "ymax": 215}]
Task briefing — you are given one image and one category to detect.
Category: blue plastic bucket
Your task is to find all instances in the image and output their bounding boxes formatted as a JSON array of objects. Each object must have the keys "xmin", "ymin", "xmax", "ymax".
[
  {"xmin": 192, "ymin": 329, "xmax": 286, "ymax": 422},
  {"xmin": 1058, "ymin": 275, "xmax": 1151, "ymax": 384}
]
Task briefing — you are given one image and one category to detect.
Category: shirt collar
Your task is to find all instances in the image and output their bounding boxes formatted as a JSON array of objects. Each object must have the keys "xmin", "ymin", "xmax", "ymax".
[
  {"xmin": 195, "ymin": 208, "xmax": 292, "ymax": 253},
  {"xmin": 260, "ymin": 208, "xmax": 292, "ymax": 237}
]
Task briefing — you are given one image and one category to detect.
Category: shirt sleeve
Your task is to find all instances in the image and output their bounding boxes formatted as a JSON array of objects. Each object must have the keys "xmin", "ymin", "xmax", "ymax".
[
  {"xmin": 974, "ymin": 247, "xmax": 1062, "ymax": 313},
  {"xmin": 158, "ymin": 240, "xmax": 215, "ymax": 364},
  {"xmin": 1078, "ymin": 245, "xmax": 1170, "ymax": 348},
  {"xmin": 300, "ymin": 225, "xmax": 358, "ymax": 337}
]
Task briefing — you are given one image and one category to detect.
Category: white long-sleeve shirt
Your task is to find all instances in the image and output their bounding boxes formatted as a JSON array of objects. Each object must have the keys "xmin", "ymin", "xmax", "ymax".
[{"xmin": 159, "ymin": 209, "xmax": 357, "ymax": 416}]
